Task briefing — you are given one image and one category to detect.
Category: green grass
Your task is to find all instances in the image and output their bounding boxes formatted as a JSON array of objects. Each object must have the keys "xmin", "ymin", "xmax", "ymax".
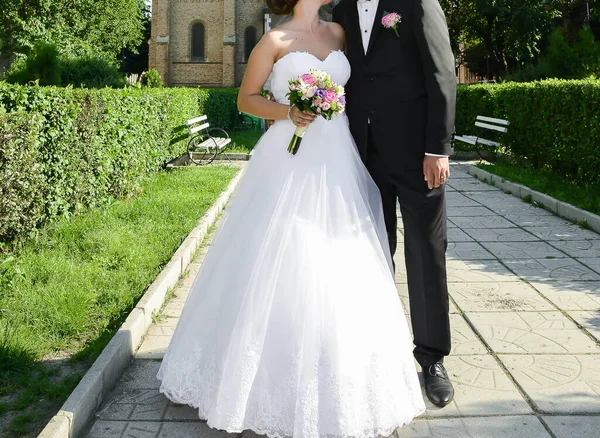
[
  {"xmin": 478, "ymin": 160, "xmax": 600, "ymax": 216},
  {"xmin": 0, "ymin": 165, "xmax": 238, "ymax": 436},
  {"xmin": 227, "ymin": 129, "xmax": 263, "ymax": 153}
]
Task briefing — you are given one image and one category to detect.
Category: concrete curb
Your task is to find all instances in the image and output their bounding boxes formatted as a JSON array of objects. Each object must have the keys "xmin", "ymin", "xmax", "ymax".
[
  {"xmin": 467, "ymin": 165, "xmax": 600, "ymax": 234},
  {"xmin": 38, "ymin": 167, "xmax": 245, "ymax": 438}
]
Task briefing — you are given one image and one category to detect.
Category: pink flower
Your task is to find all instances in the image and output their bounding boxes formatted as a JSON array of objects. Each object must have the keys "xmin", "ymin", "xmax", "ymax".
[
  {"xmin": 382, "ymin": 12, "xmax": 401, "ymax": 37},
  {"xmin": 324, "ymin": 89, "xmax": 337, "ymax": 102},
  {"xmin": 301, "ymin": 74, "xmax": 317, "ymax": 86},
  {"xmin": 382, "ymin": 12, "xmax": 401, "ymax": 28},
  {"xmin": 322, "ymin": 102, "xmax": 331, "ymax": 110}
]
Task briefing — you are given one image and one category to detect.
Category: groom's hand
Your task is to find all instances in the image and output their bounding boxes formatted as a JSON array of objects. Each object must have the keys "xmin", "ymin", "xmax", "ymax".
[{"xmin": 423, "ymin": 156, "xmax": 450, "ymax": 190}]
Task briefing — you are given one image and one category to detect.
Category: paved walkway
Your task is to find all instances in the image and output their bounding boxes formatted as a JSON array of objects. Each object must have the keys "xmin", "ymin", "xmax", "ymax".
[{"xmin": 85, "ymin": 162, "xmax": 600, "ymax": 438}]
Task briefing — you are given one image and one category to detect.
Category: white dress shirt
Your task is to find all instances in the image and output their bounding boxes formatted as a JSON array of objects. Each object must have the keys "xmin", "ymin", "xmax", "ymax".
[
  {"xmin": 356, "ymin": 0, "xmax": 448, "ymax": 158},
  {"xmin": 357, "ymin": 0, "xmax": 378, "ymax": 54}
]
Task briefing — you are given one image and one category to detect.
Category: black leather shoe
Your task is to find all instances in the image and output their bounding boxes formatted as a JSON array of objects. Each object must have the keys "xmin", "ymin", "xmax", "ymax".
[{"xmin": 422, "ymin": 362, "xmax": 454, "ymax": 407}]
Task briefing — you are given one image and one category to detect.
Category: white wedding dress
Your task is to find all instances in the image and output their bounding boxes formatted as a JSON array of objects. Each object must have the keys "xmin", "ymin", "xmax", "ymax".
[{"xmin": 157, "ymin": 50, "xmax": 425, "ymax": 438}]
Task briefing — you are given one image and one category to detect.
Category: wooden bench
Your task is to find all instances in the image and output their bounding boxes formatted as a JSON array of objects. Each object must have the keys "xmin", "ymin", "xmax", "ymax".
[
  {"xmin": 454, "ymin": 116, "xmax": 510, "ymax": 160},
  {"xmin": 186, "ymin": 115, "xmax": 232, "ymax": 165}
]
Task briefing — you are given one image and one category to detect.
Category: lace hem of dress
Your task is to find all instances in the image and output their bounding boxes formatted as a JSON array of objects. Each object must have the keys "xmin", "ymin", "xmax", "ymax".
[
  {"xmin": 157, "ymin": 341, "xmax": 425, "ymax": 438},
  {"xmin": 162, "ymin": 385, "xmax": 424, "ymax": 438}
]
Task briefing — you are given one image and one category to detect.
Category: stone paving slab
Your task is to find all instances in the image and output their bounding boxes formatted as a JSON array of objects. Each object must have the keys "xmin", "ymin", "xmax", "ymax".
[
  {"xmin": 446, "ymin": 260, "xmax": 520, "ymax": 283},
  {"xmin": 524, "ymin": 225, "xmax": 600, "ymax": 241},
  {"xmin": 136, "ymin": 335, "xmax": 171, "ymax": 359},
  {"xmin": 447, "ymin": 179, "xmax": 503, "ymax": 192},
  {"xmin": 501, "ymin": 354, "xmax": 600, "ymax": 414},
  {"xmin": 447, "ymin": 242, "xmax": 495, "ymax": 260},
  {"xmin": 581, "ymin": 258, "xmax": 600, "ymax": 274},
  {"xmin": 481, "ymin": 241, "xmax": 567, "ymax": 260},
  {"xmin": 528, "ymin": 280, "xmax": 600, "ymax": 311},
  {"xmin": 450, "ymin": 216, "xmax": 518, "ymax": 229},
  {"xmin": 463, "ymin": 228, "xmax": 542, "ymax": 242},
  {"xmin": 501, "ymin": 214, "xmax": 570, "ymax": 229},
  {"xmin": 447, "ymin": 227, "xmax": 475, "ymax": 242},
  {"xmin": 448, "ymin": 282, "xmax": 555, "ymax": 312},
  {"xmin": 396, "ymin": 416, "xmax": 550, "ymax": 438},
  {"xmin": 466, "ymin": 311, "xmax": 599, "ymax": 354},
  {"xmin": 566, "ymin": 310, "xmax": 600, "ymax": 340},
  {"xmin": 542, "ymin": 415, "xmax": 600, "ymax": 437},
  {"xmin": 504, "ymin": 258, "xmax": 600, "ymax": 282},
  {"xmin": 549, "ymin": 240, "xmax": 600, "ymax": 258},
  {"xmin": 447, "ymin": 206, "xmax": 497, "ymax": 217},
  {"xmin": 421, "ymin": 355, "xmax": 532, "ymax": 417}
]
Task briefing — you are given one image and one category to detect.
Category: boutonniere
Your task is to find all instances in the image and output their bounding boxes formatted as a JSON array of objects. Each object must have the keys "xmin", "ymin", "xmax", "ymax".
[{"xmin": 382, "ymin": 12, "xmax": 402, "ymax": 38}]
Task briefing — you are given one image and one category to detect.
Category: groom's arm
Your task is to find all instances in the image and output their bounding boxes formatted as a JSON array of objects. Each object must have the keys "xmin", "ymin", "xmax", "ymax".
[{"xmin": 413, "ymin": 0, "xmax": 456, "ymax": 157}]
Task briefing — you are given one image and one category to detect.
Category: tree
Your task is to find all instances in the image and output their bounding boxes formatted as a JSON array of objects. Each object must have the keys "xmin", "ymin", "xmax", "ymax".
[
  {"xmin": 441, "ymin": 0, "xmax": 562, "ymax": 77},
  {"xmin": 0, "ymin": 0, "xmax": 146, "ymax": 61}
]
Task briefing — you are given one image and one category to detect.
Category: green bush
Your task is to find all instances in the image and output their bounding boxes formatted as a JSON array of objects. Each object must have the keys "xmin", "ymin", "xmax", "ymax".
[
  {"xmin": 61, "ymin": 53, "xmax": 125, "ymax": 88},
  {"xmin": 140, "ymin": 69, "xmax": 163, "ymax": 88},
  {"xmin": 505, "ymin": 26, "xmax": 600, "ymax": 82},
  {"xmin": 456, "ymin": 79, "xmax": 600, "ymax": 182},
  {"xmin": 3, "ymin": 46, "xmax": 125, "ymax": 89},
  {"xmin": 4, "ymin": 43, "xmax": 62, "ymax": 86},
  {"xmin": 0, "ymin": 83, "xmax": 241, "ymax": 243},
  {"xmin": 0, "ymin": 111, "xmax": 46, "ymax": 242},
  {"xmin": 198, "ymin": 87, "xmax": 239, "ymax": 130}
]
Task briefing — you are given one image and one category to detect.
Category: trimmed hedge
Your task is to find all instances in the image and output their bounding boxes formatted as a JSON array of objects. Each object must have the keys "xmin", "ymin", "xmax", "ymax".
[
  {"xmin": 0, "ymin": 83, "xmax": 239, "ymax": 243},
  {"xmin": 456, "ymin": 79, "xmax": 600, "ymax": 183},
  {"xmin": 0, "ymin": 111, "xmax": 46, "ymax": 242}
]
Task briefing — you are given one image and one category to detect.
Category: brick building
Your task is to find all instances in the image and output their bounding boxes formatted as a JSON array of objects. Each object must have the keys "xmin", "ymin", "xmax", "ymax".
[
  {"xmin": 148, "ymin": 1, "xmax": 336, "ymax": 87},
  {"xmin": 149, "ymin": 0, "xmax": 273, "ymax": 87}
]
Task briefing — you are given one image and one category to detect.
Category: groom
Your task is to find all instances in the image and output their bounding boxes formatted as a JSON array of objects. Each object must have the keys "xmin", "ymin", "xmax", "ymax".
[{"xmin": 333, "ymin": 0, "xmax": 456, "ymax": 406}]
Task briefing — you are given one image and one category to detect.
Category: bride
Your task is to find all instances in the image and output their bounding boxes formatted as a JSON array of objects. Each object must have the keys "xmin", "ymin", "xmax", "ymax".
[{"xmin": 157, "ymin": 0, "xmax": 426, "ymax": 436}]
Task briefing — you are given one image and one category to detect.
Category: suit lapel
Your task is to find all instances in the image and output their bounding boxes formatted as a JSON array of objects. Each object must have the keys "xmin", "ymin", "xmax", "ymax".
[{"xmin": 366, "ymin": 0, "xmax": 387, "ymax": 57}]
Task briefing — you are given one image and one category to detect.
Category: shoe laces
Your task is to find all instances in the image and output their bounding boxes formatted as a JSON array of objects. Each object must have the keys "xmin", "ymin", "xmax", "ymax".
[{"xmin": 427, "ymin": 363, "xmax": 448, "ymax": 379}]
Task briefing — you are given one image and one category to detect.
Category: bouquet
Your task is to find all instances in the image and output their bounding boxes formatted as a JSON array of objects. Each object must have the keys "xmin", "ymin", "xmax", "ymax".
[{"xmin": 286, "ymin": 69, "xmax": 346, "ymax": 155}]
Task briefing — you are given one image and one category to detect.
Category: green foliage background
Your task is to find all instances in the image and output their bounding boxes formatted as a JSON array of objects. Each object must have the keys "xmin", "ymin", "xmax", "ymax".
[
  {"xmin": 0, "ymin": 0, "xmax": 146, "ymax": 60},
  {"xmin": 456, "ymin": 80, "xmax": 600, "ymax": 182},
  {"xmin": 0, "ymin": 83, "xmax": 240, "ymax": 244}
]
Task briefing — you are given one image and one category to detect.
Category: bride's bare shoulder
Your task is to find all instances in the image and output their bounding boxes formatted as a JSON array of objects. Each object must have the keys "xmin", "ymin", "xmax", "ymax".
[
  {"xmin": 326, "ymin": 21, "xmax": 346, "ymax": 47},
  {"xmin": 327, "ymin": 21, "xmax": 345, "ymax": 36}
]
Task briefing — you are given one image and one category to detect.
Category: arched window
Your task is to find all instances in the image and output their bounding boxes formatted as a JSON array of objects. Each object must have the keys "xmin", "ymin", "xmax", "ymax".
[
  {"xmin": 191, "ymin": 22, "xmax": 205, "ymax": 61},
  {"xmin": 244, "ymin": 26, "xmax": 257, "ymax": 61}
]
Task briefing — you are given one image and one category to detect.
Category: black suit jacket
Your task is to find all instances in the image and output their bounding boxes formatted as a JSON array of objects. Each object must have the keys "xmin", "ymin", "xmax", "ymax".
[{"xmin": 333, "ymin": 0, "xmax": 456, "ymax": 172}]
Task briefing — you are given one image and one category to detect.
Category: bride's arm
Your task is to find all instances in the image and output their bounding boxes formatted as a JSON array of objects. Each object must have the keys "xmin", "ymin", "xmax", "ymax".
[{"xmin": 238, "ymin": 32, "xmax": 315, "ymax": 127}]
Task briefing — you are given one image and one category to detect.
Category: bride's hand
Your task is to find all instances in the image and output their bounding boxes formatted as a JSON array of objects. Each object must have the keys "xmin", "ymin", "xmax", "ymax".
[{"xmin": 290, "ymin": 106, "xmax": 317, "ymax": 128}]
